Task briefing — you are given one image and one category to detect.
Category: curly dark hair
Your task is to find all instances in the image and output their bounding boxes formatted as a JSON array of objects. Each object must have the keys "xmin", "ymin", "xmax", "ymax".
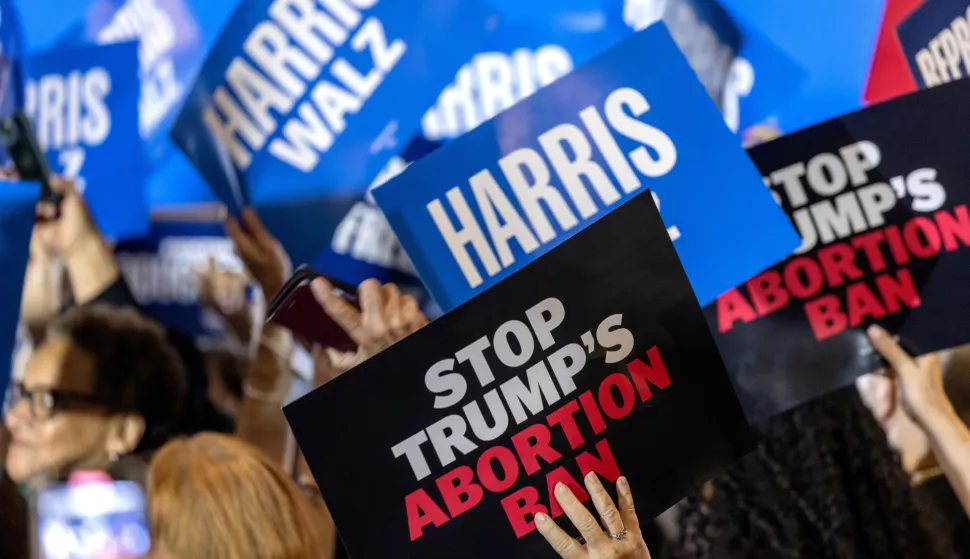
[
  {"xmin": 674, "ymin": 387, "xmax": 960, "ymax": 559},
  {"xmin": 48, "ymin": 305, "xmax": 187, "ymax": 452}
]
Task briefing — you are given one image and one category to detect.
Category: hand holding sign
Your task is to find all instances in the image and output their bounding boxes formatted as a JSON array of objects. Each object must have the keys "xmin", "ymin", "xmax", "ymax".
[
  {"xmin": 311, "ymin": 278, "xmax": 428, "ymax": 380},
  {"xmin": 536, "ymin": 476, "xmax": 651, "ymax": 559},
  {"xmin": 32, "ymin": 176, "xmax": 96, "ymax": 257},
  {"xmin": 867, "ymin": 326, "xmax": 953, "ymax": 426},
  {"xmin": 193, "ymin": 256, "xmax": 252, "ymax": 343},
  {"xmin": 225, "ymin": 208, "xmax": 291, "ymax": 301}
]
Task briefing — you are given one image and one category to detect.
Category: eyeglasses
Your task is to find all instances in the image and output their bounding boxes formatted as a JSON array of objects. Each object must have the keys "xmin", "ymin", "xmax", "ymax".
[{"xmin": 3, "ymin": 382, "xmax": 106, "ymax": 420}]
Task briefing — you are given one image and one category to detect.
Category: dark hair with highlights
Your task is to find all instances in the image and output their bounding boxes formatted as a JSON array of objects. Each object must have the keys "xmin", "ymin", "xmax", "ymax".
[
  {"xmin": 674, "ymin": 387, "xmax": 960, "ymax": 559},
  {"xmin": 48, "ymin": 305, "xmax": 186, "ymax": 452}
]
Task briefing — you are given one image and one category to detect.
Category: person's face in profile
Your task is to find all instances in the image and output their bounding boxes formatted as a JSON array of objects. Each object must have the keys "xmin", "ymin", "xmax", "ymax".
[{"xmin": 3, "ymin": 337, "xmax": 114, "ymax": 483}]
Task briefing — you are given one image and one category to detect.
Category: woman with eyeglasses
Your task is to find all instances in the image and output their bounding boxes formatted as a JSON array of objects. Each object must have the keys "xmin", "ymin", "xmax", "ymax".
[{"xmin": 3, "ymin": 304, "xmax": 186, "ymax": 485}]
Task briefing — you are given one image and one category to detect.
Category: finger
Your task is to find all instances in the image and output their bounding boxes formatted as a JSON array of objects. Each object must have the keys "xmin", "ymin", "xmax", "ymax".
[
  {"xmin": 224, "ymin": 217, "xmax": 259, "ymax": 259},
  {"xmin": 359, "ymin": 279, "xmax": 389, "ymax": 349},
  {"xmin": 534, "ymin": 512, "xmax": 586, "ymax": 559},
  {"xmin": 584, "ymin": 472, "xmax": 625, "ymax": 536},
  {"xmin": 856, "ymin": 373, "xmax": 895, "ymax": 424},
  {"xmin": 311, "ymin": 278, "xmax": 364, "ymax": 343},
  {"xmin": 915, "ymin": 352, "xmax": 941, "ymax": 372},
  {"xmin": 399, "ymin": 294, "xmax": 428, "ymax": 334},
  {"xmin": 554, "ymin": 482, "xmax": 608, "ymax": 547},
  {"xmin": 867, "ymin": 326, "xmax": 914, "ymax": 373},
  {"xmin": 615, "ymin": 477, "xmax": 642, "ymax": 538},
  {"xmin": 241, "ymin": 207, "xmax": 273, "ymax": 243},
  {"xmin": 383, "ymin": 283, "xmax": 405, "ymax": 340},
  {"xmin": 48, "ymin": 176, "xmax": 76, "ymax": 196},
  {"xmin": 326, "ymin": 347, "xmax": 360, "ymax": 374}
]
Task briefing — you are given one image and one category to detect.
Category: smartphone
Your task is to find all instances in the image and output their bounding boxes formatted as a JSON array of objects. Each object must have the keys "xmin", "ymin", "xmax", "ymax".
[
  {"xmin": 0, "ymin": 111, "xmax": 61, "ymax": 213},
  {"xmin": 266, "ymin": 265, "xmax": 360, "ymax": 353},
  {"xmin": 34, "ymin": 473, "xmax": 150, "ymax": 559}
]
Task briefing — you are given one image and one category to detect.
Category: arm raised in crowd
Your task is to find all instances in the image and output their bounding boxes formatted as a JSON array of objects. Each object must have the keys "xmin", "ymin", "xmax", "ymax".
[
  {"xmin": 33, "ymin": 178, "xmax": 122, "ymax": 305},
  {"xmin": 225, "ymin": 209, "xmax": 294, "ymax": 465},
  {"xmin": 868, "ymin": 326, "xmax": 970, "ymax": 518}
]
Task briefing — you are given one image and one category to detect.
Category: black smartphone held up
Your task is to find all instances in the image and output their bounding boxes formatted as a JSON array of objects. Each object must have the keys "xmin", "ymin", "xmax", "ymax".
[
  {"xmin": 266, "ymin": 265, "xmax": 361, "ymax": 353},
  {"xmin": 0, "ymin": 111, "xmax": 61, "ymax": 214}
]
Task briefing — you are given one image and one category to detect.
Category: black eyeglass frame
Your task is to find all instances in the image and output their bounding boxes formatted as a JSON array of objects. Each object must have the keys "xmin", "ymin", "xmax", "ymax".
[{"xmin": 3, "ymin": 382, "xmax": 110, "ymax": 420}]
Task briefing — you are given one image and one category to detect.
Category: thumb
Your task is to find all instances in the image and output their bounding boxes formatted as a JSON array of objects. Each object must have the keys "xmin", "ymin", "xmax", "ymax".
[{"xmin": 867, "ymin": 325, "xmax": 913, "ymax": 373}]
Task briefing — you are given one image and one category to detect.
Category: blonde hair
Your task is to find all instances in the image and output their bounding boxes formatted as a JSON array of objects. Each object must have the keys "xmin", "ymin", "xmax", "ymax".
[{"xmin": 147, "ymin": 433, "xmax": 330, "ymax": 559}]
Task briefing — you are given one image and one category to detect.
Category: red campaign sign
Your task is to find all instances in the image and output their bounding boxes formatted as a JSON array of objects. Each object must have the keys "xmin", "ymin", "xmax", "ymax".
[
  {"xmin": 863, "ymin": 0, "xmax": 926, "ymax": 105},
  {"xmin": 707, "ymin": 80, "xmax": 970, "ymax": 421}
]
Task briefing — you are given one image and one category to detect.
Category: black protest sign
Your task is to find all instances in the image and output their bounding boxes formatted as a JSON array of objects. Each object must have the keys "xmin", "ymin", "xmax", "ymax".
[
  {"xmin": 285, "ymin": 189, "xmax": 754, "ymax": 559},
  {"xmin": 706, "ymin": 79, "xmax": 970, "ymax": 421}
]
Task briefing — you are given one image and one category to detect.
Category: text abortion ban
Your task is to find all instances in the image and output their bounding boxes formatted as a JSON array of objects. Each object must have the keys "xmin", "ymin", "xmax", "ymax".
[
  {"xmin": 286, "ymin": 188, "xmax": 754, "ymax": 559},
  {"xmin": 706, "ymin": 79, "xmax": 970, "ymax": 420}
]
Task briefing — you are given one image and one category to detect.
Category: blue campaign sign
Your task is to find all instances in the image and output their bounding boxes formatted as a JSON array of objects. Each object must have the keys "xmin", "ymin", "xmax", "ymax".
[
  {"xmin": 620, "ymin": 0, "xmax": 741, "ymax": 111},
  {"xmin": 896, "ymin": 0, "xmax": 970, "ymax": 90},
  {"xmin": 420, "ymin": 18, "xmax": 628, "ymax": 142},
  {"xmin": 171, "ymin": 0, "xmax": 499, "ymax": 214},
  {"xmin": 0, "ymin": 181, "xmax": 39, "ymax": 394},
  {"xmin": 373, "ymin": 23, "xmax": 800, "ymax": 312},
  {"xmin": 56, "ymin": 0, "xmax": 210, "ymax": 165},
  {"xmin": 114, "ymin": 217, "xmax": 244, "ymax": 342},
  {"xmin": 23, "ymin": 41, "xmax": 150, "ymax": 241}
]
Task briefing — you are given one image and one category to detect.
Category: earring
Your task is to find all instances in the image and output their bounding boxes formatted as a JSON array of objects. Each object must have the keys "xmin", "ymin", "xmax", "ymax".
[{"xmin": 108, "ymin": 452, "xmax": 119, "ymax": 463}]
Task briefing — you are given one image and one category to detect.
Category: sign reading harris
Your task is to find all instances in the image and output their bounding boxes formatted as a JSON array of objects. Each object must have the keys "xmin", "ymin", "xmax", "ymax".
[
  {"xmin": 170, "ymin": 0, "xmax": 497, "ymax": 214},
  {"xmin": 707, "ymin": 80, "xmax": 970, "ymax": 420},
  {"xmin": 285, "ymin": 188, "xmax": 754, "ymax": 559},
  {"xmin": 23, "ymin": 41, "xmax": 149, "ymax": 241},
  {"xmin": 372, "ymin": 23, "xmax": 800, "ymax": 312},
  {"xmin": 897, "ymin": 0, "xmax": 970, "ymax": 89}
]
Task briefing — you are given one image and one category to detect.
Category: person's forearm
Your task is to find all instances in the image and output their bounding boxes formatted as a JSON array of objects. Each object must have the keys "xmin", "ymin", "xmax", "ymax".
[
  {"xmin": 921, "ymin": 403, "xmax": 970, "ymax": 517},
  {"xmin": 235, "ymin": 324, "xmax": 293, "ymax": 466},
  {"xmin": 64, "ymin": 234, "xmax": 120, "ymax": 305}
]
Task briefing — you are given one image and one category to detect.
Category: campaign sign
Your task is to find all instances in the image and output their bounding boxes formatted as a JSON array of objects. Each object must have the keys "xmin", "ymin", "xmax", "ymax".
[
  {"xmin": 373, "ymin": 23, "xmax": 800, "ymax": 312},
  {"xmin": 114, "ymin": 217, "xmax": 244, "ymax": 342},
  {"xmin": 863, "ymin": 0, "xmax": 923, "ymax": 104},
  {"xmin": 707, "ymin": 79, "xmax": 970, "ymax": 421},
  {"xmin": 23, "ymin": 41, "xmax": 149, "ymax": 241},
  {"xmin": 897, "ymin": 0, "xmax": 970, "ymax": 90},
  {"xmin": 620, "ymin": 0, "xmax": 740, "ymax": 110},
  {"xmin": 0, "ymin": 181, "xmax": 40, "ymax": 394},
  {"xmin": 171, "ymin": 0, "xmax": 498, "ymax": 213},
  {"xmin": 420, "ymin": 19, "xmax": 626, "ymax": 143},
  {"xmin": 58, "ymin": 0, "xmax": 208, "ymax": 165},
  {"xmin": 285, "ymin": 188, "xmax": 754, "ymax": 559}
]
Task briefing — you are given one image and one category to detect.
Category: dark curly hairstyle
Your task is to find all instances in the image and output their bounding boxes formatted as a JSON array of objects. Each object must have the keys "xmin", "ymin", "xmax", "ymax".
[
  {"xmin": 47, "ymin": 305, "xmax": 187, "ymax": 452},
  {"xmin": 674, "ymin": 387, "xmax": 960, "ymax": 559}
]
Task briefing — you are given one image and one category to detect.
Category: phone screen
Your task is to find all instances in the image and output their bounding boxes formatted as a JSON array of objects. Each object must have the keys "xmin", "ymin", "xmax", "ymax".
[{"xmin": 36, "ymin": 479, "xmax": 150, "ymax": 559}]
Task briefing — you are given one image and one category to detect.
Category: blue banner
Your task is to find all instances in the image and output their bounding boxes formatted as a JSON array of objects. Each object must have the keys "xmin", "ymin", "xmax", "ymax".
[
  {"xmin": 0, "ymin": 180, "xmax": 39, "ymax": 395},
  {"xmin": 896, "ymin": 0, "xmax": 970, "ymax": 90},
  {"xmin": 23, "ymin": 41, "xmax": 149, "ymax": 241},
  {"xmin": 420, "ymin": 18, "xmax": 627, "ymax": 142},
  {"xmin": 171, "ymin": 0, "xmax": 499, "ymax": 217},
  {"xmin": 373, "ymin": 23, "xmax": 800, "ymax": 311},
  {"xmin": 114, "ymin": 217, "xmax": 245, "ymax": 342},
  {"xmin": 56, "ymin": 0, "xmax": 210, "ymax": 165}
]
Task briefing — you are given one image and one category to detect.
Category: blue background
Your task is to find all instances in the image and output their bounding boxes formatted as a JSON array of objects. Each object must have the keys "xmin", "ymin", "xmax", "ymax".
[{"xmin": 374, "ymin": 23, "xmax": 800, "ymax": 311}]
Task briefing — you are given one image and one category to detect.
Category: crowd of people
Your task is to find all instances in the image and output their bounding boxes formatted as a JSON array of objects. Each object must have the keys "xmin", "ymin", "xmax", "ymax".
[{"xmin": 0, "ymin": 174, "xmax": 969, "ymax": 559}]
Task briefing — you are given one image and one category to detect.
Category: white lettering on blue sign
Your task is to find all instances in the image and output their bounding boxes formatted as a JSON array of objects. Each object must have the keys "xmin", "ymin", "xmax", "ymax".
[
  {"xmin": 24, "ymin": 68, "xmax": 112, "ymax": 193},
  {"xmin": 117, "ymin": 237, "xmax": 241, "ymax": 305},
  {"xmin": 96, "ymin": 0, "xmax": 181, "ymax": 138},
  {"xmin": 426, "ymin": 86, "xmax": 679, "ymax": 289},
  {"xmin": 421, "ymin": 47, "xmax": 574, "ymax": 140},
  {"xmin": 203, "ymin": 0, "xmax": 407, "ymax": 173}
]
